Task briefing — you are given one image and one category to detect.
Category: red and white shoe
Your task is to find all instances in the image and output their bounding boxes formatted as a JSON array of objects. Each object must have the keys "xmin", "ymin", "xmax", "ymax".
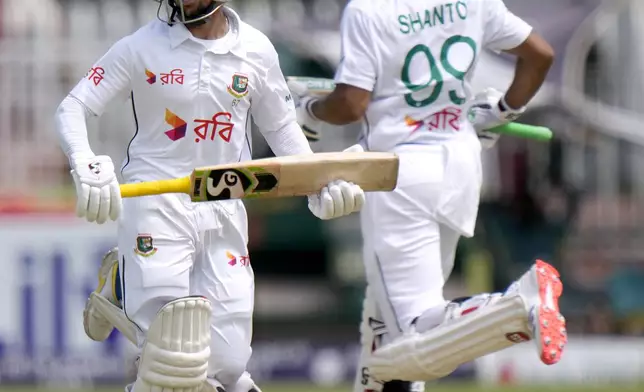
[{"xmin": 508, "ymin": 259, "xmax": 567, "ymax": 365}]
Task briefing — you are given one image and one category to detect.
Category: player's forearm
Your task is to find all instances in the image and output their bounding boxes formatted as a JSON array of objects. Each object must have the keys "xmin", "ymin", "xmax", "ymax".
[
  {"xmin": 311, "ymin": 93, "xmax": 362, "ymax": 126},
  {"xmin": 262, "ymin": 121, "xmax": 313, "ymax": 156},
  {"xmin": 503, "ymin": 56, "xmax": 552, "ymax": 109},
  {"xmin": 503, "ymin": 34, "xmax": 555, "ymax": 109},
  {"xmin": 54, "ymin": 95, "xmax": 95, "ymax": 160}
]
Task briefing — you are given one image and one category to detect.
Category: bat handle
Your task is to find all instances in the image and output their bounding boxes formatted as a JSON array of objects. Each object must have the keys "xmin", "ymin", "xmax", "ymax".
[{"xmin": 120, "ymin": 177, "xmax": 191, "ymax": 198}]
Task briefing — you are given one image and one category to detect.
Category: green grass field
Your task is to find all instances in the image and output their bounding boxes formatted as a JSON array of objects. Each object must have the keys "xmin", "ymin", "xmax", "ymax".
[{"xmin": 2, "ymin": 383, "xmax": 643, "ymax": 392}]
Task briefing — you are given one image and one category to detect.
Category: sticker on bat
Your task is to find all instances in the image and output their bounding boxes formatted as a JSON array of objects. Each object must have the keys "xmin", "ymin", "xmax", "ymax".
[
  {"xmin": 206, "ymin": 169, "xmax": 255, "ymax": 200},
  {"xmin": 204, "ymin": 168, "xmax": 280, "ymax": 200}
]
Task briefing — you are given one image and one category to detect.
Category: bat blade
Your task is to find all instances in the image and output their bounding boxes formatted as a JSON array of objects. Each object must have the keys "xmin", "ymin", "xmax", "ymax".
[{"xmin": 190, "ymin": 152, "xmax": 399, "ymax": 202}]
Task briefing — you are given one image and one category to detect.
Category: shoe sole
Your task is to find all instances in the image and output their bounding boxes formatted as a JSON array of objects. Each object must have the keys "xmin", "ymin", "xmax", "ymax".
[{"xmin": 532, "ymin": 259, "xmax": 567, "ymax": 365}]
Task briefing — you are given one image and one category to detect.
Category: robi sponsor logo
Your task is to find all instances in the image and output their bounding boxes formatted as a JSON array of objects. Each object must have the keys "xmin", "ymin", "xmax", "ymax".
[
  {"xmin": 164, "ymin": 109, "xmax": 188, "ymax": 141},
  {"xmin": 404, "ymin": 107, "xmax": 463, "ymax": 134},
  {"xmin": 226, "ymin": 251, "xmax": 250, "ymax": 267},
  {"xmin": 86, "ymin": 66, "xmax": 105, "ymax": 86},
  {"xmin": 145, "ymin": 69, "xmax": 157, "ymax": 85},
  {"xmin": 164, "ymin": 109, "xmax": 234, "ymax": 143},
  {"xmin": 145, "ymin": 67, "xmax": 184, "ymax": 85},
  {"xmin": 194, "ymin": 112, "xmax": 234, "ymax": 143}
]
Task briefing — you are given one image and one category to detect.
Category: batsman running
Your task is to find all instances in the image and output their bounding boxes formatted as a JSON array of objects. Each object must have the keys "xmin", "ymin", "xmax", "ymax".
[
  {"xmin": 54, "ymin": 1, "xmax": 365, "ymax": 392},
  {"xmin": 287, "ymin": 0, "xmax": 564, "ymax": 390}
]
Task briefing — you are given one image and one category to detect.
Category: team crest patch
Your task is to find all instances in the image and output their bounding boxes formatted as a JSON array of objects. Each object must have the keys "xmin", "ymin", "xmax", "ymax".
[
  {"xmin": 134, "ymin": 234, "xmax": 157, "ymax": 257},
  {"xmin": 227, "ymin": 73, "xmax": 249, "ymax": 98}
]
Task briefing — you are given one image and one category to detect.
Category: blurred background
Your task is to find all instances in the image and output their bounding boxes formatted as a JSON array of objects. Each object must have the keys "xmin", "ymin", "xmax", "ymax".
[{"xmin": 1, "ymin": 0, "xmax": 644, "ymax": 391}]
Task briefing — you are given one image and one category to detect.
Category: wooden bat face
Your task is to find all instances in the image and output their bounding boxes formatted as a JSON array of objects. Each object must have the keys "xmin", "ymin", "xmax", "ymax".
[{"xmin": 188, "ymin": 152, "xmax": 399, "ymax": 202}]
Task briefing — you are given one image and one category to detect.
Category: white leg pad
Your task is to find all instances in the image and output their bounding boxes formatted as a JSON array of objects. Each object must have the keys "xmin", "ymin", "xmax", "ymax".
[
  {"xmin": 368, "ymin": 294, "xmax": 530, "ymax": 381},
  {"xmin": 355, "ymin": 286, "xmax": 425, "ymax": 392},
  {"xmin": 133, "ymin": 296, "xmax": 212, "ymax": 392},
  {"xmin": 90, "ymin": 292, "xmax": 138, "ymax": 344},
  {"xmin": 354, "ymin": 286, "xmax": 387, "ymax": 392}
]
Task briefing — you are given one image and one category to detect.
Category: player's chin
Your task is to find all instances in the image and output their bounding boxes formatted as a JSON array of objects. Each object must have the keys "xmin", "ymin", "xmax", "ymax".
[{"xmin": 180, "ymin": 0, "xmax": 199, "ymax": 12}]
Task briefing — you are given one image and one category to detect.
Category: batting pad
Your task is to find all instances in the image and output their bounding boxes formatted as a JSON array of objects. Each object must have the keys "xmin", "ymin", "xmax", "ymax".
[
  {"xmin": 368, "ymin": 294, "xmax": 529, "ymax": 381},
  {"xmin": 354, "ymin": 286, "xmax": 387, "ymax": 392},
  {"xmin": 133, "ymin": 297, "xmax": 212, "ymax": 392},
  {"xmin": 89, "ymin": 292, "xmax": 138, "ymax": 344}
]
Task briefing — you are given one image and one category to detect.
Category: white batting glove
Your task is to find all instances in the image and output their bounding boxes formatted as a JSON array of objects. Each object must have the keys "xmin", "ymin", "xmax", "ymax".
[
  {"xmin": 307, "ymin": 180, "xmax": 365, "ymax": 220},
  {"xmin": 467, "ymin": 88, "xmax": 526, "ymax": 149},
  {"xmin": 70, "ymin": 155, "xmax": 122, "ymax": 224},
  {"xmin": 307, "ymin": 144, "xmax": 366, "ymax": 220},
  {"xmin": 286, "ymin": 77, "xmax": 322, "ymax": 142},
  {"xmin": 343, "ymin": 144, "xmax": 365, "ymax": 153}
]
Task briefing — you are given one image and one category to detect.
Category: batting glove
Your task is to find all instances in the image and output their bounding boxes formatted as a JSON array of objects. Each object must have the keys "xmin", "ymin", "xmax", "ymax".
[
  {"xmin": 467, "ymin": 88, "xmax": 526, "ymax": 149},
  {"xmin": 286, "ymin": 77, "xmax": 322, "ymax": 142},
  {"xmin": 70, "ymin": 154, "xmax": 122, "ymax": 224},
  {"xmin": 307, "ymin": 145, "xmax": 366, "ymax": 220},
  {"xmin": 308, "ymin": 180, "xmax": 365, "ymax": 220}
]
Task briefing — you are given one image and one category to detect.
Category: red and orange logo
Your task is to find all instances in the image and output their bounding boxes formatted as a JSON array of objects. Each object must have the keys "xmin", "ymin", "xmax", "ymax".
[
  {"xmin": 145, "ymin": 69, "xmax": 156, "ymax": 85},
  {"xmin": 404, "ymin": 115, "xmax": 424, "ymax": 134},
  {"xmin": 164, "ymin": 109, "xmax": 187, "ymax": 141},
  {"xmin": 146, "ymin": 68, "xmax": 184, "ymax": 85},
  {"xmin": 226, "ymin": 251, "xmax": 250, "ymax": 267},
  {"xmin": 164, "ymin": 110, "xmax": 234, "ymax": 143}
]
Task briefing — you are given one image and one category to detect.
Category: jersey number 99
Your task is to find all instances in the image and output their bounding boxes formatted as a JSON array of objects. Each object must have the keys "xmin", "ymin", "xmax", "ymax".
[{"xmin": 401, "ymin": 35, "xmax": 477, "ymax": 108}]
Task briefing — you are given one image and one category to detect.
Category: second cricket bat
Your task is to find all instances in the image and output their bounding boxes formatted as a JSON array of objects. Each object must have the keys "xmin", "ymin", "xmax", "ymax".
[{"xmin": 119, "ymin": 152, "xmax": 399, "ymax": 202}]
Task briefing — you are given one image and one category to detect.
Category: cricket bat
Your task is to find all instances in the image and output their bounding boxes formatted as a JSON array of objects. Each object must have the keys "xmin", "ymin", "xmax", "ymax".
[
  {"xmin": 287, "ymin": 76, "xmax": 553, "ymax": 141},
  {"xmin": 288, "ymin": 76, "xmax": 337, "ymax": 96},
  {"xmin": 119, "ymin": 152, "xmax": 399, "ymax": 202},
  {"xmin": 489, "ymin": 122, "xmax": 553, "ymax": 141}
]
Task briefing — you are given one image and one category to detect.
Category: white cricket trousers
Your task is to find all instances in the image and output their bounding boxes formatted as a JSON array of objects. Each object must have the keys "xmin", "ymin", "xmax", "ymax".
[
  {"xmin": 362, "ymin": 135, "xmax": 483, "ymax": 335},
  {"xmin": 118, "ymin": 193, "xmax": 253, "ymax": 388}
]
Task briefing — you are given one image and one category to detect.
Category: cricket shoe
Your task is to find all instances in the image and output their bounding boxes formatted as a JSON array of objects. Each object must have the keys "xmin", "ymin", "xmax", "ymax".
[
  {"xmin": 83, "ymin": 247, "xmax": 121, "ymax": 341},
  {"xmin": 506, "ymin": 259, "xmax": 567, "ymax": 365}
]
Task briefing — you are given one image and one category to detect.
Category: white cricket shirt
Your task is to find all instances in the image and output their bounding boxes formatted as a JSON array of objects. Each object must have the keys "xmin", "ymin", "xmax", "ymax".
[
  {"xmin": 335, "ymin": 0, "xmax": 533, "ymax": 152},
  {"xmin": 70, "ymin": 8, "xmax": 298, "ymax": 183}
]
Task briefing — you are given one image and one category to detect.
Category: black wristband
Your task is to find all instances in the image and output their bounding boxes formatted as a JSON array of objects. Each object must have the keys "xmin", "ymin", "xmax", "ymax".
[
  {"xmin": 498, "ymin": 99, "xmax": 508, "ymax": 113},
  {"xmin": 306, "ymin": 98, "xmax": 320, "ymax": 121}
]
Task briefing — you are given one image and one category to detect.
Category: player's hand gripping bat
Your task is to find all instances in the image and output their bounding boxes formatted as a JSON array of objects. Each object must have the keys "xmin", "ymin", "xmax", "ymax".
[{"xmin": 119, "ymin": 152, "xmax": 398, "ymax": 201}]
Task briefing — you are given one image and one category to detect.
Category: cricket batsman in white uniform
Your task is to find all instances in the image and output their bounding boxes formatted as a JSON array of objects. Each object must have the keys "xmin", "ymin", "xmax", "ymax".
[
  {"xmin": 53, "ymin": 1, "xmax": 365, "ymax": 392},
  {"xmin": 287, "ymin": 0, "xmax": 565, "ymax": 390}
]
